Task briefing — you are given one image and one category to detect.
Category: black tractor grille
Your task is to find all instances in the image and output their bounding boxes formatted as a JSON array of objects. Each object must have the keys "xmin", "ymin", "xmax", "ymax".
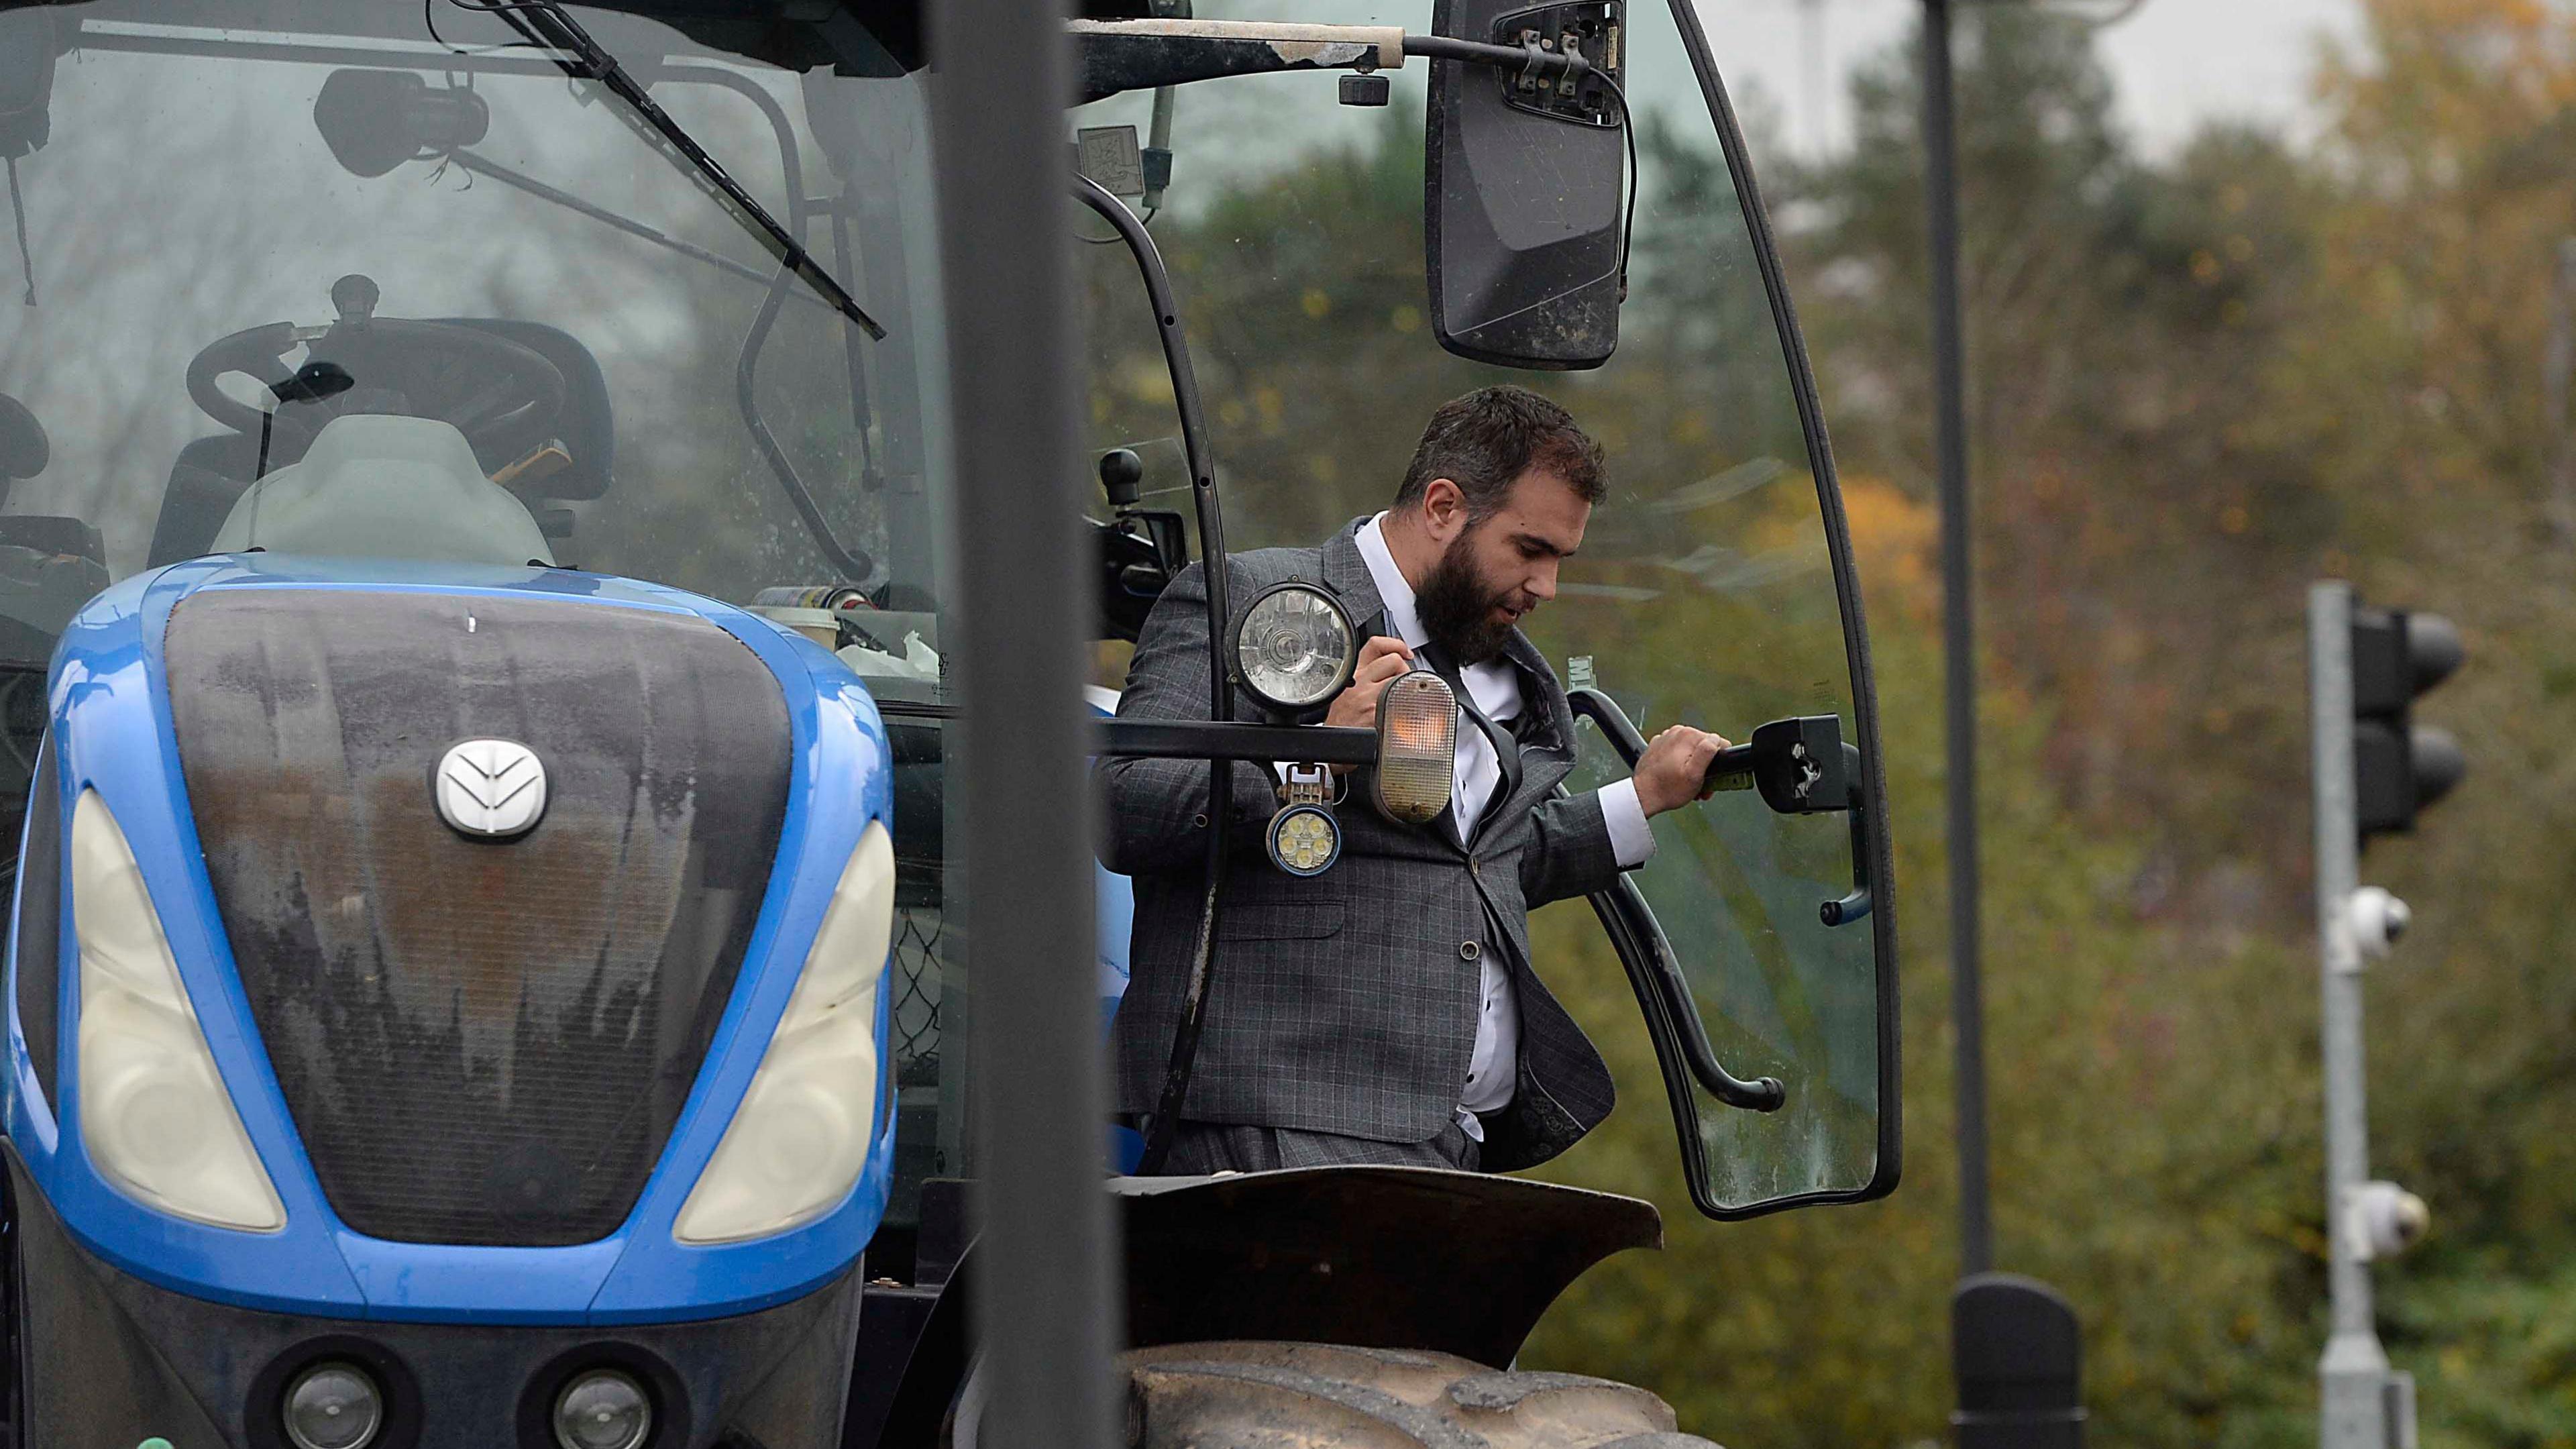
[{"xmin": 165, "ymin": 588, "xmax": 789, "ymax": 1247}]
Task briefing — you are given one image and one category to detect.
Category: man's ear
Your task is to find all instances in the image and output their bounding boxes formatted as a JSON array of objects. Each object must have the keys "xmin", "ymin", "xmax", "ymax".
[{"xmin": 1421, "ymin": 478, "xmax": 1469, "ymax": 544}]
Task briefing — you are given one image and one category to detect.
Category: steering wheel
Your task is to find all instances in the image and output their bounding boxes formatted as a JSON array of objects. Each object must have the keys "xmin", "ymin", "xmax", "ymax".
[{"xmin": 186, "ymin": 311, "xmax": 568, "ymax": 463}]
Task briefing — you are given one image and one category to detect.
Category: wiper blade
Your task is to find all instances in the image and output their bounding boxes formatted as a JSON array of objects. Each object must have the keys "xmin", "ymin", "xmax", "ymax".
[{"xmin": 499, "ymin": 2, "xmax": 888, "ymax": 341}]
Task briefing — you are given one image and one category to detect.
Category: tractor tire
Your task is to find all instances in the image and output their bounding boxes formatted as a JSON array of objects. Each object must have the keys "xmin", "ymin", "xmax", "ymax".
[{"xmin": 1120, "ymin": 1340, "xmax": 1724, "ymax": 1449}]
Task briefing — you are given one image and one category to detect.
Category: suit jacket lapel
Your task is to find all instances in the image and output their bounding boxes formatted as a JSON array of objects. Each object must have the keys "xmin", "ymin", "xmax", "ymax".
[
  {"xmin": 1320, "ymin": 519, "xmax": 1386, "ymax": 638},
  {"xmin": 1472, "ymin": 630, "xmax": 1574, "ymax": 844},
  {"xmin": 1499, "ymin": 629, "xmax": 1572, "ymax": 757}
]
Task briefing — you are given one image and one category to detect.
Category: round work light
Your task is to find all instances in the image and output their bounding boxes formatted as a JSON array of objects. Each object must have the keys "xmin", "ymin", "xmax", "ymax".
[
  {"xmin": 1232, "ymin": 582, "xmax": 1356, "ymax": 712},
  {"xmin": 282, "ymin": 1362, "xmax": 383, "ymax": 1449},
  {"xmin": 556, "ymin": 1361, "xmax": 659, "ymax": 1444},
  {"xmin": 1265, "ymin": 802, "xmax": 1343, "ymax": 877},
  {"xmin": 553, "ymin": 1369, "xmax": 653, "ymax": 1449}
]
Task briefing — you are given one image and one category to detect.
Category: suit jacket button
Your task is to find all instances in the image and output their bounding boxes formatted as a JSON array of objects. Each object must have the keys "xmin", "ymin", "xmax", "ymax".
[
  {"xmin": 1460, "ymin": 941, "xmax": 1481, "ymax": 962},
  {"xmin": 1469, "ymin": 859, "xmax": 1481, "ymax": 877}
]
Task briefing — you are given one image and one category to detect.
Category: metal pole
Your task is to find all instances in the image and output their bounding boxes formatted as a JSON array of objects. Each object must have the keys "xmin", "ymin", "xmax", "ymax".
[
  {"xmin": 2545, "ymin": 239, "xmax": 2576, "ymax": 547},
  {"xmin": 1923, "ymin": 0, "xmax": 1992, "ymax": 1279},
  {"xmin": 932, "ymin": 0, "xmax": 1122, "ymax": 1444},
  {"xmin": 2310, "ymin": 582, "xmax": 2390, "ymax": 1449}
]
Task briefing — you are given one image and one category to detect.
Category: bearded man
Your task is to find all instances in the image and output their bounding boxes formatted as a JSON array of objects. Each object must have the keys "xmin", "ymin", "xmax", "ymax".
[{"xmin": 1102, "ymin": 385, "xmax": 1729, "ymax": 1175}]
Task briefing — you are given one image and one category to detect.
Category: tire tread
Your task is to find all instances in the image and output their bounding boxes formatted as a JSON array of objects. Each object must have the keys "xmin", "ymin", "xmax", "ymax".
[{"xmin": 1122, "ymin": 1341, "xmax": 1726, "ymax": 1449}]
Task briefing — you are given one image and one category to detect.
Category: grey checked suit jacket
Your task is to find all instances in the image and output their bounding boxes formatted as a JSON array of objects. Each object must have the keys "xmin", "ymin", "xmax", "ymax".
[{"xmin": 1099, "ymin": 519, "xmax": 1623, "ymax": 1171}]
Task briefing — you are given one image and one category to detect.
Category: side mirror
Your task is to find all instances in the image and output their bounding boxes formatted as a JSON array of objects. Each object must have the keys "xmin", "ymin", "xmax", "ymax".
[{"xmin": 1424, "ymin": 1, "xmax": 1626, "ymax": 370}]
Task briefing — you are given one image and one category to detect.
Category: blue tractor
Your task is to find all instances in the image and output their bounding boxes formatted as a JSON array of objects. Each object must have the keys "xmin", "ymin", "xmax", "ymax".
[{"xmin": 0, "ymin": 2, "xmax": 1900, "ymax": 1445}]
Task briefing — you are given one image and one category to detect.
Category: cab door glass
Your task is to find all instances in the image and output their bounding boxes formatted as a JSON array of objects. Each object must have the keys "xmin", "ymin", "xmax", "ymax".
[{"xmin": 1072, "ymin": 0, "xmax": 1895, "ymax": 1217}]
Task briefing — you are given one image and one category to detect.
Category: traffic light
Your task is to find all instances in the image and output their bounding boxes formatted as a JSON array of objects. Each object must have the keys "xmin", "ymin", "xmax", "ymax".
[{"xmin": 2349, "ymin": 602, "xmax": 2466, "ymax": 841}]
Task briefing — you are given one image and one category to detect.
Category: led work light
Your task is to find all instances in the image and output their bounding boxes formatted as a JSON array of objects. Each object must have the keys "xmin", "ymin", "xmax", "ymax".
[
  {"xmin": 1232, "ymin": 582, "xmax": 1356, "ymax": 713},
  {"xmin": 1267, "ymin": 767, "xmax": 1342, "ymax": 877},
  {"xmin": 1267, "ymin": 804, "xmax": 1341, "ymax": 876}
]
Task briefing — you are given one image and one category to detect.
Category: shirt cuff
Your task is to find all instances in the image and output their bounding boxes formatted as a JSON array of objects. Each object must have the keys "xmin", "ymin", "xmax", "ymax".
[{"xmin": 1602, "ymin": 777, "xmax": 1656, "ymax": 869}]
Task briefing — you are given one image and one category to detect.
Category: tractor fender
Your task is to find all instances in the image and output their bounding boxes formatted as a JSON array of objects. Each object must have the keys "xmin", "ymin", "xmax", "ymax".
[
  {"xmin": 870, "ymin": 1164, "xmax": 1662, "ymax": 1442},
  {"xmin": 1111, "ymin": 1167, "xmax": 1662, "ymax": 1368}
]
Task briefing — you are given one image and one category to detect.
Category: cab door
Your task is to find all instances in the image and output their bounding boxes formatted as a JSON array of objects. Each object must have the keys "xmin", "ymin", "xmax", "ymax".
[
  {"xmin": 1490, "ymin": 0, "xmax": 1900, "ymax": 1220},
  {"xmin": 1066, "ymin": 0, "xmax": 1899, "ymax": 1220}
]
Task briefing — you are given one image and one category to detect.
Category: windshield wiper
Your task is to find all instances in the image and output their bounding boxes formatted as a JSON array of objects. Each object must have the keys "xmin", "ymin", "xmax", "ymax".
[
  {"xmin": 443, "ymin": 148, "xmax": 833, "ymax": 309},
  {"xmin": 494, "ymin": 1, "xmax": 888, "ymax": 341}
]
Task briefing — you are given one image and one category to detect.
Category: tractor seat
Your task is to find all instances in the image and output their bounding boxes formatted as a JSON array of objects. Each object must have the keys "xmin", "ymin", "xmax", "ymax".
[{"xmin": 209, "ymin": 415, "xmax": 553, "ymax": 568}]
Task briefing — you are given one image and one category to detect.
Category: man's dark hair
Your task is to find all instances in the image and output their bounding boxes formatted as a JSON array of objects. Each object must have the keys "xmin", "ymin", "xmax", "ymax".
[{"xmin": 1393, "ymin": 385, "xmax": 1607, "ymax": 520}]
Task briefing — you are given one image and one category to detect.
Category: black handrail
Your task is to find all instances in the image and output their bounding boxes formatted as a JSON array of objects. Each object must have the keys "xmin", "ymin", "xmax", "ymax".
[
  {"xmin": 1566, "ymin": 688, "xmax": 1785, "ymax": 1113},
  {"xmin": 1074, "ymin": 177, "xmax": 1234, "ymax": 1174},
  {"xmin": 1100, "ymin": 719, "xmax": 1376, "ymax": 765}
]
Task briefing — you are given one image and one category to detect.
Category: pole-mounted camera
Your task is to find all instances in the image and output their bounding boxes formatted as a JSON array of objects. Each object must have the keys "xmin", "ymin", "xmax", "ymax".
[{"xmin": 2308, "ymin": 581, "xmax": 2465, "ymax": 1449}]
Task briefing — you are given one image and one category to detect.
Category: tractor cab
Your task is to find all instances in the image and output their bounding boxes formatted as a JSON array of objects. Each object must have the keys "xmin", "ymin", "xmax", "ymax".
[{"xmin": 0, "ymin": 2, "xmax": 1896, "ymax": 1446}]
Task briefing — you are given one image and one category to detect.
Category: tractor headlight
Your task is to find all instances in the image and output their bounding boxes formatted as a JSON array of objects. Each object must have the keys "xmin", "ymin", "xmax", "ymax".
[
  {"xmin": 1232, "ymin": 583, "xmax": 1355, "ymax": 712},
  {"xmin": 1371, "ymin": 669, "xmax": 1458, "ymax": 827},
  {"xmin": 674, "ymin": 820, "xmax": 893, "ymax": 1244},
  {"xmin": 70, "ymin": 790, "xmax": 286, "ymax": 1232}
]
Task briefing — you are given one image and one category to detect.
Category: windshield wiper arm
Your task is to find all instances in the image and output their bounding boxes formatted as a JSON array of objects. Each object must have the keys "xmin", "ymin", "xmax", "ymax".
[
  {"xmin": 443, "ymin": 149, "xmax": 832, "ymax": 309},
  {"xmin": 498, "ymin": 2, "xmax": 888, "ymax": 341}
]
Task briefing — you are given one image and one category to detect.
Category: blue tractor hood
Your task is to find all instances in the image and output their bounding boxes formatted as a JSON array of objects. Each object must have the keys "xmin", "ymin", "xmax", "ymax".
[{"xmin": 3, "ymin": 554, "xmax": 897, "ymax": 1326}]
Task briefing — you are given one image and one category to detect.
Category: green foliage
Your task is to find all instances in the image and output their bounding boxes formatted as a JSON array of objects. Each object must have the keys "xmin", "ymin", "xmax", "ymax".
[{"xmin": 1724, "ymin": 3, "xmax": 2576, "ymax": 1445}]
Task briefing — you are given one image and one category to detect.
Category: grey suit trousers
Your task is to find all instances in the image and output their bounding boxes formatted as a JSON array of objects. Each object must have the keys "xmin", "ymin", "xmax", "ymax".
[{"xmin": 1156, "ymin": 1120, "xmax": 1482, "ymax": 1174}]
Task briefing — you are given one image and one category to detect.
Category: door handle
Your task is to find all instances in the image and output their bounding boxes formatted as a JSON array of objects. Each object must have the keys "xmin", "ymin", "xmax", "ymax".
[
  {"xmin": 1822, "ymin": 743, "xmax": 1872, "ymax": 926},
  {"xmin": 1568, "ymin": 688, "xmax": 1874, "ymax": 929}
]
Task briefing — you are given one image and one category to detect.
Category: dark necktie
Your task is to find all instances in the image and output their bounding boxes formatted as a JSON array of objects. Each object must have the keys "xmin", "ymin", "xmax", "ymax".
[{"xmin": 1417, "ymin": 641, "xmax": 1523, "ymax": 845}]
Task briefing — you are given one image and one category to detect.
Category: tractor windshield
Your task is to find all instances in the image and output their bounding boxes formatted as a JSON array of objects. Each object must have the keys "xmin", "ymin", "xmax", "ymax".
[
  {"xmin": 0, "ymin": 1, "xmax": 938, "ymax": 631},
  {"xmin": 0, "ymin": 0, "xmax": 1895, "ymax": 1228}
]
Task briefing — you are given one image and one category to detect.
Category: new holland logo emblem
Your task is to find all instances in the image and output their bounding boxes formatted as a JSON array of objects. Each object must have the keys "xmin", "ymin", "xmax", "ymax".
[{"xmin": 434, "ymin": 739, "xmax": 548, "ymax": 839}]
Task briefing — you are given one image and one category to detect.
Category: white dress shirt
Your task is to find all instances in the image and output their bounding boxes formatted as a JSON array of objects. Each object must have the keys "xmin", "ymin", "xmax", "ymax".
[{"xmin": 1349, "ymin": 515, "xmax": 1656, "ymax": 1138}]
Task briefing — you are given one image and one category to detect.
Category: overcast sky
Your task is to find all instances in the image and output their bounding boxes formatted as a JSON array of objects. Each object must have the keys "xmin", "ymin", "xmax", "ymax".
[{"xmin": 1714, "ymin": 0, "xmax": 2367, "ymax": 158}]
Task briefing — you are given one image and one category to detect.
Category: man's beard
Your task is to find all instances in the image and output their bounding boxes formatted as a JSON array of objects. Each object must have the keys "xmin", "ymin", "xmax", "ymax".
[{"xmin": 1415, "ymin": 533, "xmax": 1520, "ymax": 664}]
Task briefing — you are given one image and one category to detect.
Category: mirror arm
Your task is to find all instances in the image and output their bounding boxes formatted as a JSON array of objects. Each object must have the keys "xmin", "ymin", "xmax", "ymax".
[
  {"xmin": 1071, "ymin": 19, "xmax": 1404, "ymax": 97},
  {"xmin": 1399, "ymin": 32, "xmax": 1589, "ymax": 82},
  {"xmin": 1067, "ymin": 20, "xmax": 1596, "ymax": 101}
]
